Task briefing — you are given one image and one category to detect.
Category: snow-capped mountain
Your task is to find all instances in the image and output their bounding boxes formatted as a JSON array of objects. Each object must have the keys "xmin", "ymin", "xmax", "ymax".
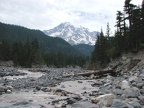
[{"xmin": 43, "ymin": 22, "xmax": 98, "ymax": 45}]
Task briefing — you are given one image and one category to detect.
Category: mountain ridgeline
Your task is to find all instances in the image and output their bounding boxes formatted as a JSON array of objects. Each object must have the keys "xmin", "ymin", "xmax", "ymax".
[
  {"xmin": 0, "ymin": 22, "xmax": 80, "ymax": 55},
  {"xmin": 0, "ymin": 22, "xmax": 89, "ymax": 67},
  {"xmin": 43, "ymin": 22, "xmax": 98, "ymax": 45}
]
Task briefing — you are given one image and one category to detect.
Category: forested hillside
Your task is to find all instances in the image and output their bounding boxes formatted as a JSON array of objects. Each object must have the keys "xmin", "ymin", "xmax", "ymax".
[
  {"xmin": 73, "ymin": 44, "xmax": 94, "ymax": 56},
  {"xmin": 0, "ymin": 22, "xmax": 80, "ymax": 54},
  {"xmin": 91, "ymin": 0, "xmax": 144, "ymax": 68},
  {"xmin": 0, "ymin": 22, "xmax": 88, "ymax": 67}
]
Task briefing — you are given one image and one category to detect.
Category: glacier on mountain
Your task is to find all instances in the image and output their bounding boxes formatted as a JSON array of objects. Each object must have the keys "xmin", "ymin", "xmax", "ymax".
[{"xmin": 43, "ymin": 22, "xmax": 99, "ymax": 45}]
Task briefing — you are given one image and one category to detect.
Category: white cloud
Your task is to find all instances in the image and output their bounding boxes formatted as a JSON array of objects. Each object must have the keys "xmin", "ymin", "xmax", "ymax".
[{"xmin": 0, "ymin": 0, "xmax": 142, "ymax": 33}]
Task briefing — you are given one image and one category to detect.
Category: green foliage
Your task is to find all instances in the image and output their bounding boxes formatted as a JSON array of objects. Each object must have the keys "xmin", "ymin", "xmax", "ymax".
[
  {"xmin": 0, "ymin": 22, "xmax": 81, "ymax": 55},
  {"xmin": 73, "ymin": 44, "xmax": 94, "ymax": 56},
  {"xmin": 43, "ymin": 52, "xmax": 88, "ymax": 68},
  {"xmin": 0, "ymin": 41, "xmax": 12, "ymax": 61},
  {"xmin": 0, "ymin": 40, "xmax": 87, "ymax": 68},
  {"xmin": 107, "ymin": 47, "xmax": 117, "ymax": 59},
  {"xmin": 0, "ymin": 22, "xmax": 89, "ymax": 67},
  {"xmin": 91, "ymin": 30, "xmax": 110, "ymax": 67},
  {"xmin": 91, "ymin": 0, "xmax": 144, "ymax": 68},
  {"xmin": 0, "ymin": 40, "xmax": 42, "ymax": 67}
]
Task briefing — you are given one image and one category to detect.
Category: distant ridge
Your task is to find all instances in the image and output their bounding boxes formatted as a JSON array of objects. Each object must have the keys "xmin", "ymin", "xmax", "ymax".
[
  {"xmin": 0, "ymin": 22, "xmax": 81, "ymax": 55},
  {"xmin": 43, "ymin": 22, "xmax": 99, "ymax": 45}
]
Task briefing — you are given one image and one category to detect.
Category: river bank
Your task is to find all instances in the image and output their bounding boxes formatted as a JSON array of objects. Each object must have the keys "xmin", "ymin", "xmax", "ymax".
[{"xmin": 0, "ymin": 51, "xmax": 144, "ymax": 108}]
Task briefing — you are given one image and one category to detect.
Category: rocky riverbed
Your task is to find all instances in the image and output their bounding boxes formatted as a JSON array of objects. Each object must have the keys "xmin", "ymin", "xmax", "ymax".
[
  {"xmin": 1, "ymin": 50, "xmax": 144, "ymax": 108},
  {"xmin": 0, "ymin": 66, "xmax": 143, "ymax": 108}
]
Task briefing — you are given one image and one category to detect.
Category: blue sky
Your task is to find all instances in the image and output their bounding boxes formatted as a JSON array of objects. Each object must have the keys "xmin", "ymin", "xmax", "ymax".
[{"xmin": 0, "ymin": 0, "xmax": 142, "ymax": 33}]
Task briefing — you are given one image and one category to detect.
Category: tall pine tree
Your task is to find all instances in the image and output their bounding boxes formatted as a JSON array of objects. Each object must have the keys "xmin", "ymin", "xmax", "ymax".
[{"xmin": 92, "ymin": 29, "xmax": 109, "ymax": 66}]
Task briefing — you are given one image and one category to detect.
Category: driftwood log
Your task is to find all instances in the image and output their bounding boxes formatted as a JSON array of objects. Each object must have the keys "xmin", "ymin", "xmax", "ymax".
[{"xmin": 63, "ymin": 69, "xmax": 117, "ymax": 78}]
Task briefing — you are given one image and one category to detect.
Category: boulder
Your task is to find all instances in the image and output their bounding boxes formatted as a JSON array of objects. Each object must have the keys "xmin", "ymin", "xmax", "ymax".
[
  {"xmin": 121, "ymin": 80, "xmax": 130, "ymax": 89},
  {"xmin": 90, "ymin": 74, "xmax": 95, "ymax": 79},
  {"xmin": 129, "ymin": 76, "xmax": 142, "ymax": 83},
  {"xmin": 67, "ymin": 98, "xmax": 77, "ymax": 104},
  {"xmin": 91, "ymin": 94, "xmax": 116, "ymax": 107},
  {"xmin": 136, "ymin": 82, "xmax": 144, "ymax": 89},
  {"xmin": 113, "ymin": 89, "xmax": 123, "ymax": 95},
  {"xmin": 128, "ymin": 101, "xmax": 141, "ymax": 108},
  {"xmin": 0, "ymin": 86, "xmax": 7, "ymax": 93},
  {"xmin": 138, "ymin": 96, "xmax": 144, "ymax": 105},
  {"xmin": 111, "ymin": 99, "xmax": 133, "ymax": 108},
  {"xmin": 124, "ymin": 87, "xmax": 140, "ymax": 98}
]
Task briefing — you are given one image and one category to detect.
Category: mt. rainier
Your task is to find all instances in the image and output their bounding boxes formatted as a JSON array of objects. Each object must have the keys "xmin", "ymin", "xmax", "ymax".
[{"xmin": 43, "ymin": 22, "xmax": 98, "ymax": 45}]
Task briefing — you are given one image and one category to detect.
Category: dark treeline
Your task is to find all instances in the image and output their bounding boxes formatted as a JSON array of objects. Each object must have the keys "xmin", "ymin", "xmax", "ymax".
[
  {"xmin": 91, "ymin": 0, "xmax": 144, "ymax": 68},
  {"xmin": 0, "ymin": 40, "xmax": 88, "ymax": 68},
  {"xmin": 0, "ymin": 39, "xmax": 42, "ymax": 67},
  {"xmin": 43, "ymin": 52, "xmax": 88, "ymax": 68},
  {"xmin": 0, "ymin": 22, "xmax": 81, "ymax": 55}
]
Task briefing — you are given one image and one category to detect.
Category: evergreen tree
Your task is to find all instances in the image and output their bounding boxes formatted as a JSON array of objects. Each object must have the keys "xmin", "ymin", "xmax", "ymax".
[
  {"xmin": 92, "ymin": 29, "xmax": 109, "ymax": 66},
  {"xmin": 0, "ymin": 41, "xmax": 12, "ymax": 61},
  {"xmin": 116, "ymin": 11, "xmax": 123, "ymax": 36},
  {"xmin": 141, "ymin": 0, "xmax": 144, "ymax": 43},
  {"xmin": 124, "ymin": 0, "xmax": 136, "ymax": 28},
  {"xmin": 30, "ymin": 39, "xmax": 43, "ymax": 66},
  {"xmin": 131, "ymin": 6, "xmax": 142, "ymax": 50},
  {"xmin": 106, "ymin": 23, "xmax": 110, "ymax": 38}
]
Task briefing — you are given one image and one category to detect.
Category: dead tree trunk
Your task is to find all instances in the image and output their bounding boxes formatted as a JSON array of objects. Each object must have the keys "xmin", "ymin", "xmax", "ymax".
[{"xmin": 62, "ymin": 69, "xmax": 117, "ymax": 78}]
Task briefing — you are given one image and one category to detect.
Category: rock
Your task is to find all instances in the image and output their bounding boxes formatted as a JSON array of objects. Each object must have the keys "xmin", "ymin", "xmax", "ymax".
[
  {"xmin": 136, "ymin": 82, "xmax": 144, "ymax": 89},
  {"xmin": 140, "ymin": 69, "xmax": 144, "ymax": 74},
  {"xmin": 129, "ymin": 76, "xmax": 142, "ymax": 83},
  {"xmin": 138, "ymin": 96, "xmax": 144, "ymax": 105},
  {"xmin": 61, "ymin": 85, "xmax": 65, "ymax": 88},
  {"xmin": 13, "ymin": 101, "xmax": 29, "ymax": 106},
  {"xmin": 6, "ymin": 89, "xmax": 12, "ymax": 93},
  {"xmin": 54, "ymin": 89, "xmax": 63, "ymax": 93},
  {"xmin": 0, "ymin": 86, "xmax": 7, "ymax": 93},
  {"xmin": 6, "ymin": 86, "xmax": 13, "ymax": 90},
  {"xmin": 139, "ymin": 69, "xmax": 144, "ymax": 78},
  {"xmin": 91, "ymin": 94, "xmax": 116, "ymax": 107},
  {"xmin": 111, "ymin": 99, "xmax": 133, "ymax": 108},
  {"xmin": 114, "ymin": 89, "xmax": 123, "ymax": 95},
  {"xmin": 138, "ymin": 96, "xmax": 144, "ymax": 101},
  {"xmin": 104, "ymin": 83, "xmax": 111, "ymax": 87},
  {"xmin": 67, "ymin": 98, "xmax": 77, "ymax": 104},
  {"xmin": 42, "ymin": 88, "xmax": 52, "ymax": 92},
  {"xmin": 71, "ymin": 101, "xmax": 99, "ymax": 108},
  {"xmin": 35, "ymin": 86, "xmax": 41, "ymax": 91},
  {"xmin": 71, "ymin": 94, "xmax": 81, "ymax": 101},
  {"xmin": 132, "ymin": 82, "xmax": 137, "ymax": 87},
  {"xmin": 41, "ymin": 87, "xmax": 48, "ymax": 92},
  {"xmin": 124, "ymin": 87, "xmax": 140, "ymax": 98},
  {"xmin": 115, "ymin": 85, "xmax": 121, "ymax": 89},
  {"xmin": 90, "ymin": 74, "xmax": 95, "ymax": 79},
  {"xmin": 92, "ymin": 81, "xmax": 103, "ymax": 86},
  {"xmin": 61, "ymin": 103, "xmax": 67, "ymax": 107},
  {"xmin": 78, "ymin": 81, "xmax": 83, "ymax": 83},
  {"xmin": 121, "ymin": 80, "xmax": 130, "ymax": 89},
  {"xmin": 128, "ymin": 101, "xmax": 141, "ymax": 108},
  {"xmin": 128, "ymin": 98, "xmax": 139, "ymax": 102}
]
